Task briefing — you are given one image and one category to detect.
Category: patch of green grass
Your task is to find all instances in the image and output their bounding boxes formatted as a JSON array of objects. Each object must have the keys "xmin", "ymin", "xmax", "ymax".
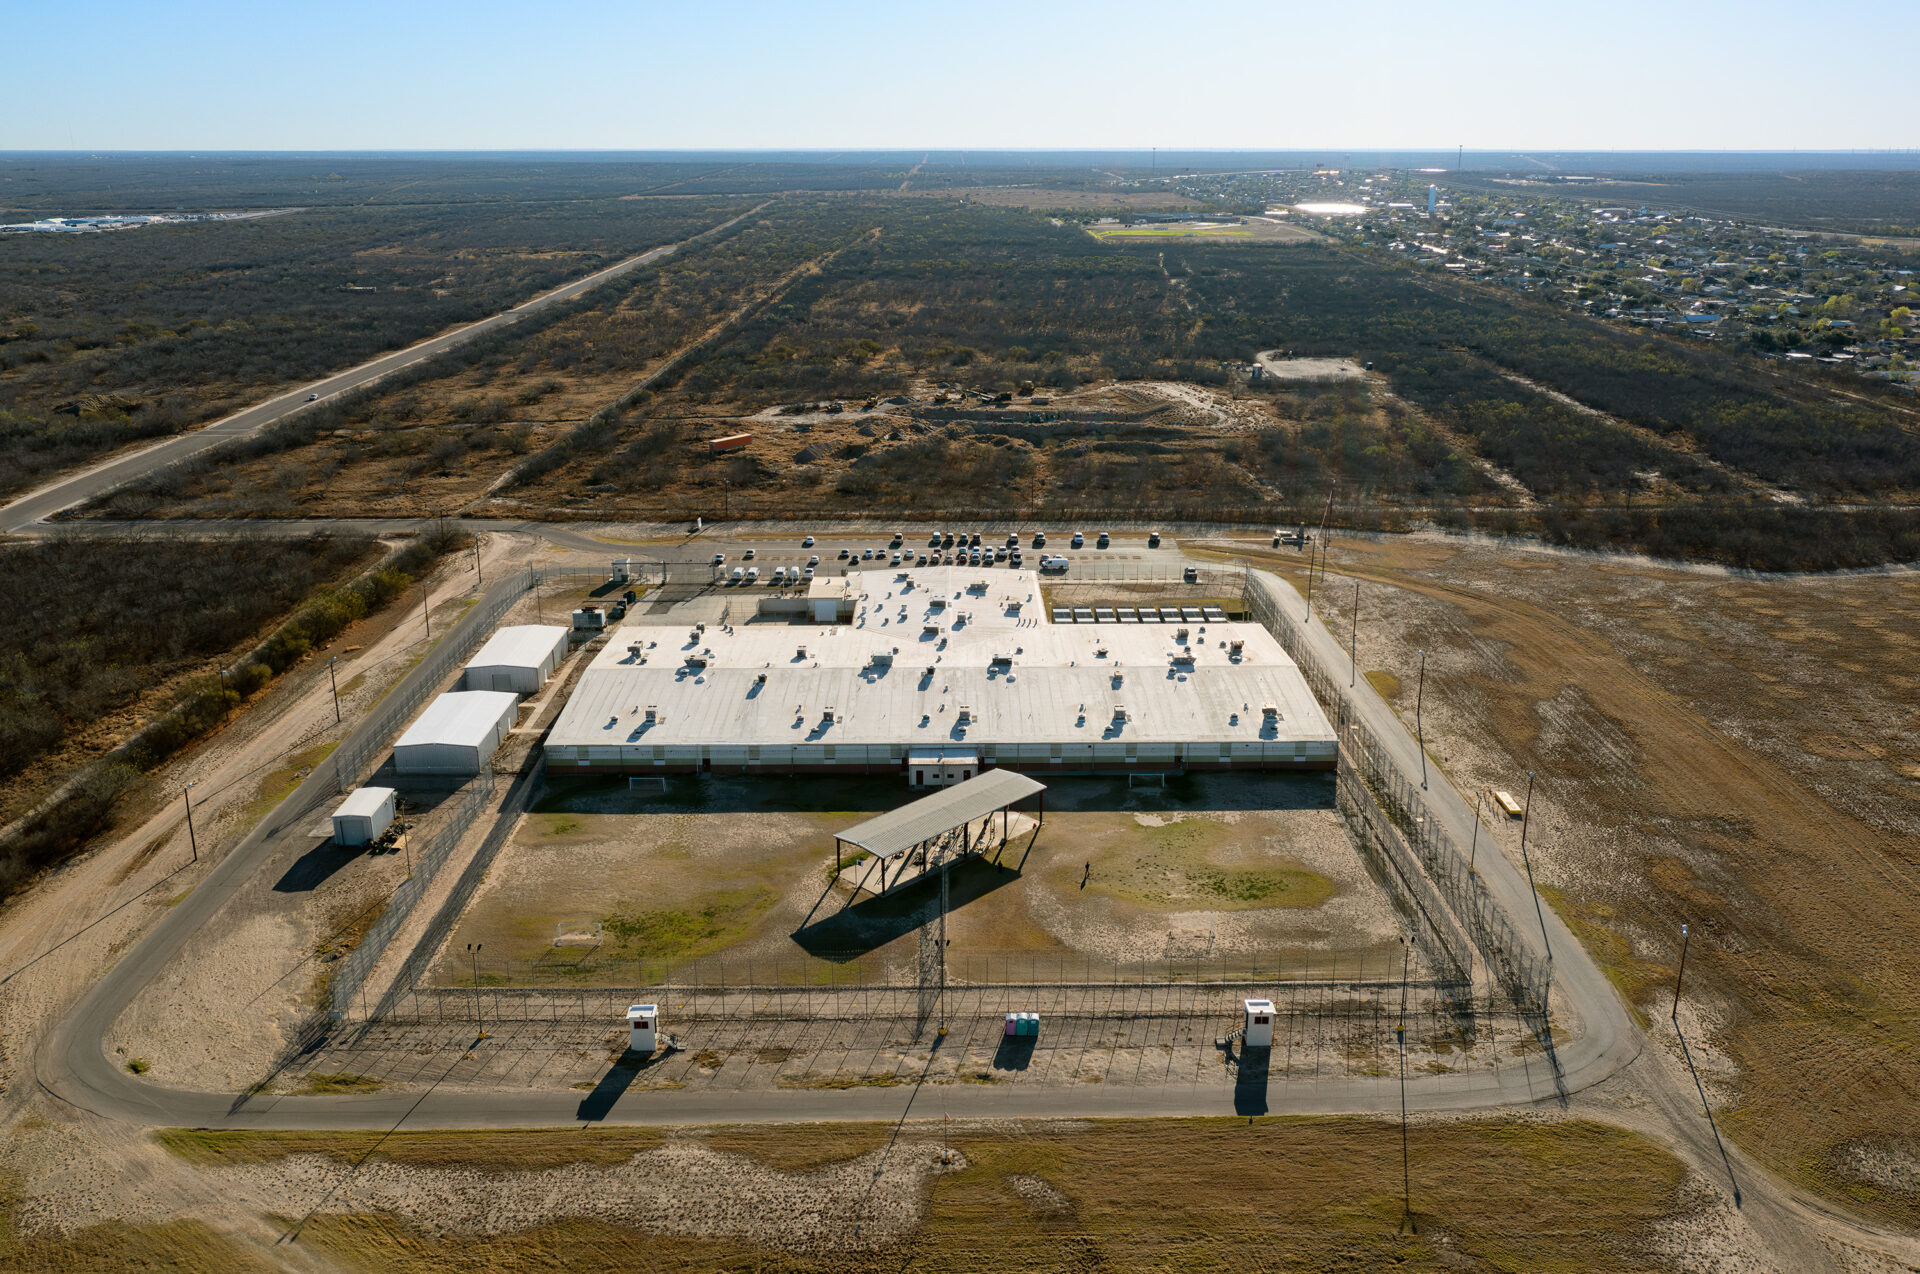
[
  {"xmin": 246, "ymin": 740, "xmax": 340, "ymax": 825},
  {"xmin": 537, "ymin": 812, "xmax": 582, "ymax": 836},
  {"xmin": 124, "ymin": 1057, "xmax": 150, "ymax": 1074},
  {"xmin": 777, "ymin": 1072, "xmax": 902, "ymax": 1090},
  {"xmin": 296, "ymin": 1071, "xmax": 385, "ymax": 1095},
  {"xmin": 1365, "ymin": 669, "xmax": 1402, "ymax": 700},
  {"xmin": 602, "ymin": 887, "xmax": 777, "ymax": 960}
]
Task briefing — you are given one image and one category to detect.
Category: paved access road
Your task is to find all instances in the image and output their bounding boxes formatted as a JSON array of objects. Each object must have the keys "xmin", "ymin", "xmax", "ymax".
[
  {"xmin": 36, "ymin": 564, "xmax": 1637, "ymax": 1133},
  {"xmin": 0, "ymin": 206, "xmax": 766, "ymax": 535}
]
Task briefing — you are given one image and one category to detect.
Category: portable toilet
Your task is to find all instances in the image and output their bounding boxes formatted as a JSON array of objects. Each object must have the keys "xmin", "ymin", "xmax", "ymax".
[
  {"xmin": 1004, "ymin": 1011, "xmax": 1040, "ymax": 1038},
  {"xmin": 627, "ymin": 1003, "xmax": 658, "ymax": 1054},
  {"xmin": 1243, "ymin": 998, "xmax": 1275, "ymax": 1049}
]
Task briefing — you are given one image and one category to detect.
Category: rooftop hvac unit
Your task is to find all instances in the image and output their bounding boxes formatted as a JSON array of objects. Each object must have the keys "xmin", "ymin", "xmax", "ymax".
[
  {"xmin": 1112, "ymin": 671, "xmax": 1124, "ymax": 686},
  {"xmin": 957, "ymin": 705, "xmax": 973, "ymax": 723},
  {"xmin": 754, "ymin": 672, "xmax": 767, "ymax": 684},
  {"xmin": 930, "ymin": 597, "xmax": 946, "ymax": 609},
  {"xmin": 1262, "ymin": 703, "xmax": 1280, "ymax": 719},
  {"xmin": 685, "ymin": 655, "xmax": 707, "ymax": 668},
  {"xmin": 869, "ymin": 651, "xmax": 893, "ymax": 666},
  {"xmin": 1094, "ymin": 647, "xmax": 1108, "ymax": 659},
  {"xmin": 1112, "ymin": 704, "xmax": 1129, "ymax": 722},
  {"xmin": 1176, "ymin": 626, "xmax": 1190, "ymax": 642},
  {"xmin": 644, "ymin": 705, "xmax": 658, "ymax": 722},
  {"xmin": 823, "ymin": 706, "xmax": 837, "ymax": 722},
  {"xmin": 627, "ymin": 642, "xmax": 647, "ymax": 659},
  {"xmin": 1172, "ymin": 651, "xmax": 1195, "ymax": 666},
  {"xmin": 796, "ymin": 646, "xmax": 808, "ymax": 659},
  {"xmin": 1230, "ymin": 639, "xmax": 1244, "ymax": 655},
  {"xmin": 990, "ymin": 653, "xmax": 1012, "ymax": 666},
  {"xmin": 923, "ymin": 624, "xmax": 940, "ymax": 636}
]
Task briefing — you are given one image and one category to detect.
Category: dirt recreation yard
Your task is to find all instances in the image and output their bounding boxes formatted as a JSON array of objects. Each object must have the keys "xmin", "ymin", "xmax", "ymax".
[
  {"xmin": 1245, "ymin": 529, "xmax": 1920, "ymax": 1229},
  {"xmin": 433, "ymin": 772, "xmax": 1407, "ymax": 986}
]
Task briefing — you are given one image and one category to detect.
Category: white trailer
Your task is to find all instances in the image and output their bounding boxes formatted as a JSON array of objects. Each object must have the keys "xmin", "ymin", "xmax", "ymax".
[
  {"xmin": 331, "ymin": 786, "xmax": 396, "ymax": 846},
  {"xmin": 393, "ymin": 691, "xmax": 519, "ymax": 776},
  {"xmin": 462, "ymin": 624, "xmax": 569, "ymax": 695}
]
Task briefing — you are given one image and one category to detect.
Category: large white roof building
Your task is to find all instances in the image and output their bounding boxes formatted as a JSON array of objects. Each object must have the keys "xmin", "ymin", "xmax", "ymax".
[{"xmin": 544, "ymin": 567, "xmax": 1333, "ymax": 780}]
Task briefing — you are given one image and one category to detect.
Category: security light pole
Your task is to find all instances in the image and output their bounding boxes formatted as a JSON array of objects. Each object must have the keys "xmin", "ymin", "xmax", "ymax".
[
  {"xmin": 1468, "ymin": 790, "xmax": 1484, "ymax": 874},
  {"xmin": 1398, "ymin": 938, "xmax": 1413, "ymax": 1234},
  {"xmin": 182, "ymin": 782, "xmax": 198, "ymax": 863},
  {"xmin": 327, "ymin": 656, "xmax": 341, "ymax": 725},
  {"xmin": 467, "ymin": 942, "xmax": 485, "ymax": 1039},
  {"xmin": 1414, "ymin": 650, "xmax": 1428, "ymax": 789},
  {"xmin": 1350, "ymin": 581, "xmax": 1359, "ymax": 687},
  {"xmin": 1672, "ymin": 923, "xmax": 1690, "ymax": 1025}
]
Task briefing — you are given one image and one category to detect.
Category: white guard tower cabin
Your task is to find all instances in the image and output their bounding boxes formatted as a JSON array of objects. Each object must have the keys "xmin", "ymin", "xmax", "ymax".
[
  {"xmin": 1243, "ymin": 998, "xmax": 1275, "ymax": 1048},
  {"xmin": 627, "ymin": 1003, "xmax": 658, "ymax": 1054}
]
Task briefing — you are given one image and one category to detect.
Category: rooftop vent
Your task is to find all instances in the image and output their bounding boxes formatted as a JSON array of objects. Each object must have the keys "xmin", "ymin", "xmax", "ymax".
[
  {"xmin": 1094, "ymin": 647, "xmax": 1108, "ymax": 659},
  {"xmin": 754, "ymin": 672, "xmax": 767, "ymax": 684},
  {"xmin": 924, "ymin": 665, "xmax": 936, "ymax": 677}
]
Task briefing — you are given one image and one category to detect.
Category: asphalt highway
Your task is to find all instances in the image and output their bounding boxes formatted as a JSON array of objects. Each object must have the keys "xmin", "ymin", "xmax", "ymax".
[
  {"xmin": 0, "ymin": 206, "xmax": 766, "ymax": 536},
  {"xmin": 36, "ymin": 566, "xmax": 1637, "ymax": 1132}
]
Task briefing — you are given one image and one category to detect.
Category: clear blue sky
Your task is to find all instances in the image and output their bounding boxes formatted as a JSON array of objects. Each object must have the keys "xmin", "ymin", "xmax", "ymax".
[{"xmin": 6, "ymin": 0, "xmax": 1913, "ymax": 151}]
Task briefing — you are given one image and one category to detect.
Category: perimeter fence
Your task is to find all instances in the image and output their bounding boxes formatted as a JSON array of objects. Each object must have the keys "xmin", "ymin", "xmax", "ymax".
[
  {"xmin": 331, "ymin": 567, "xmax": 536, "ymax": 790},
  {"xmin": 324, "ymin": 774, "xmax": 496, "ymax": 1020},
  {"xmin": 1242, "ymin": 571, "xmax": 1552, "ymax": 1019}
]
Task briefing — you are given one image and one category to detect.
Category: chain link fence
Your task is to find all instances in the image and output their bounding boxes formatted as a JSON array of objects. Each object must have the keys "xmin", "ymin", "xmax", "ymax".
[{"xmin": 1243, "ymin": 571, "xmax": 1552, "ymax": 1019}]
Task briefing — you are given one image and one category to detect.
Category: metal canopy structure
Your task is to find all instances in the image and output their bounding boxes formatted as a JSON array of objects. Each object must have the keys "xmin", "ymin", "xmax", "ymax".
[
  {"xmin": 834, "ymin": 769, "xmax": 1046, "ymax": 896},
  {"xmin": 838, "ymin": 769, "xmax": 1044, "ymax": 860}
]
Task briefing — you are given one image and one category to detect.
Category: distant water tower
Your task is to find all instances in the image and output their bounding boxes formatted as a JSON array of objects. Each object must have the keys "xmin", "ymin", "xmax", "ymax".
[{"xmin": 1427, "ymin": 184, "xmax": 1439, "ymax": 216}]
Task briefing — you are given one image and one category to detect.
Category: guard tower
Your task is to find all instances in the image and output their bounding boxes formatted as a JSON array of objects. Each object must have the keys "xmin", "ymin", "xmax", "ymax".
[
  {"xmin": 627, "ymin": 1003, "xmax": 658, "ymax": 1054},
  {"xmin": 1243, "ymin": 998, "xmax": 1275, "ymax": 1048}
]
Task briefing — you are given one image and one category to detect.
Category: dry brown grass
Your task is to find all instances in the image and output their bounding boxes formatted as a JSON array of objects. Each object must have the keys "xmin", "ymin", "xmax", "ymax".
[
  {"xmin": 256, "ymin": 1117, "xmax": 1693, "ymax": 1273},
  {"xmin": 1296, "ymin": 534, "xmax": 1920, "ymax": 1227},
  {"xmin": 156, "ymin": 1127, "xmax": 666, "ymax": 1171}
]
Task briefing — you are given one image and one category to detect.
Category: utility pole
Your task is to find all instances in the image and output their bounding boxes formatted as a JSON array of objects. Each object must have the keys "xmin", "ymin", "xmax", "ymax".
[
  {"xmin": 327, "ymin": 656, "xmax": 341, "ymax": 725},
  {"xmin": 182, "ymin": 782, "xmax": 198, "ymax": 863},
  {"xmin": 1672, "ymin": 923, "xmax": 1690, "ymax": 1025},
  {"xmin": 938, "ymin": 860, "xmax": 950, "ymax": 1037},
  {"xmin": 1350, "ymin": 580, "xmax": 1360, "ymax": 687},
  {"xmin": 467, "ymin": 942, "xmax": 485, "ymax": 1040},
  {"xmin": 1397, "ymin": 938, "xmax": 1414, "ymax": 1234},
  {"xmin": 1468, "ymin": 789, "xmax": 1484, "ymax": 874},
  {"xmin": 422, "ymin": 596, "xmax": 431, "ymax": 640},
  {"xmin": 474, "ymin": 537, "xmax": 483, "ymax": 585},
  {"xmin": 1517, "ymin": 771, "xmax": 1553, "ymax": 998},
  {"xmin": 1414, "ymin": 650, "xmax": 1428, "ymax": 789}
]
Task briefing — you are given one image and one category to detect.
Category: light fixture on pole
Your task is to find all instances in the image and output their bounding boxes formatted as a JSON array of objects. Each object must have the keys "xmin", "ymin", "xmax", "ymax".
[{"xmin": 1672, "ymin": 923, "xmax": 1690, "ymax": 1025}]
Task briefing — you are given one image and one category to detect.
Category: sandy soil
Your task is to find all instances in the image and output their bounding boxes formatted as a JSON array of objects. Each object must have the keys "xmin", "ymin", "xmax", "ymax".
[
  {"xmin": 432, "ymin": 771, "xmax": 1401, "ymax": 985},
  {"xmin": 1267, "ymin": 528, "xmax": 1920, "ymax": 1229}
]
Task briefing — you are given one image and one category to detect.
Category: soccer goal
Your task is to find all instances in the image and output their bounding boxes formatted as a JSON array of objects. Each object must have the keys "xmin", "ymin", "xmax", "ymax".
[
  {"xmin": 628, "ymin": 775, "xmax": 669, "ymax": 793},
  {"xmin": 1128, "ymin": 772, "xmax": 1169, "ymax": 789},
  {"xmin": 553, "ymin": 920, "xmax": 604, "ymax": 947}
]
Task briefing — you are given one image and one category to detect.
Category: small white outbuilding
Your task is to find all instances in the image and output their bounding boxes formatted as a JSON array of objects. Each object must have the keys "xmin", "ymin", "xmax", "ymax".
[
  {"xmin": 331, "ymin": 786, "xmax": 396, "ymax": 846},
  {"xmin": 462, "ymin": 624, "xmax": 569, "ymax": 695},
  {"xmin": 393, "ymin": 691, "xmax": 520, "ymax": 776},
  {"xmin": 627, "ymin": 1003, "xmax": 658, "ymax": 1053}
]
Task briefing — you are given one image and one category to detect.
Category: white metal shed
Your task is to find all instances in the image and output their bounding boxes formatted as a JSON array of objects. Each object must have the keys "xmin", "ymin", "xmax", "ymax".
[
  {"xmin": 393, "ymin": 691, "xmax": 520, "ymax": 775},
  {"xmin": 331, "ymin": 786, "xmax": 396, "ymax": 846},
  {"xmin": 462, "ymin": 624, "xmax": 569, "ymax": 695}
]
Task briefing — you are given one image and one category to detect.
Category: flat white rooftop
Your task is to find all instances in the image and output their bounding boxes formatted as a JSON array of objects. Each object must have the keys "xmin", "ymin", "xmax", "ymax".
[
  {"xmin": 398, "ymin": 690, "xmax": 521, "ymax": 750},
  {"xmin": 546, "ymin": 567, "xmax": 1333, "ymax": 768},
  {"xmin": 465, "ymin": 624, "xmax": 568, "ymax": 672}
]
